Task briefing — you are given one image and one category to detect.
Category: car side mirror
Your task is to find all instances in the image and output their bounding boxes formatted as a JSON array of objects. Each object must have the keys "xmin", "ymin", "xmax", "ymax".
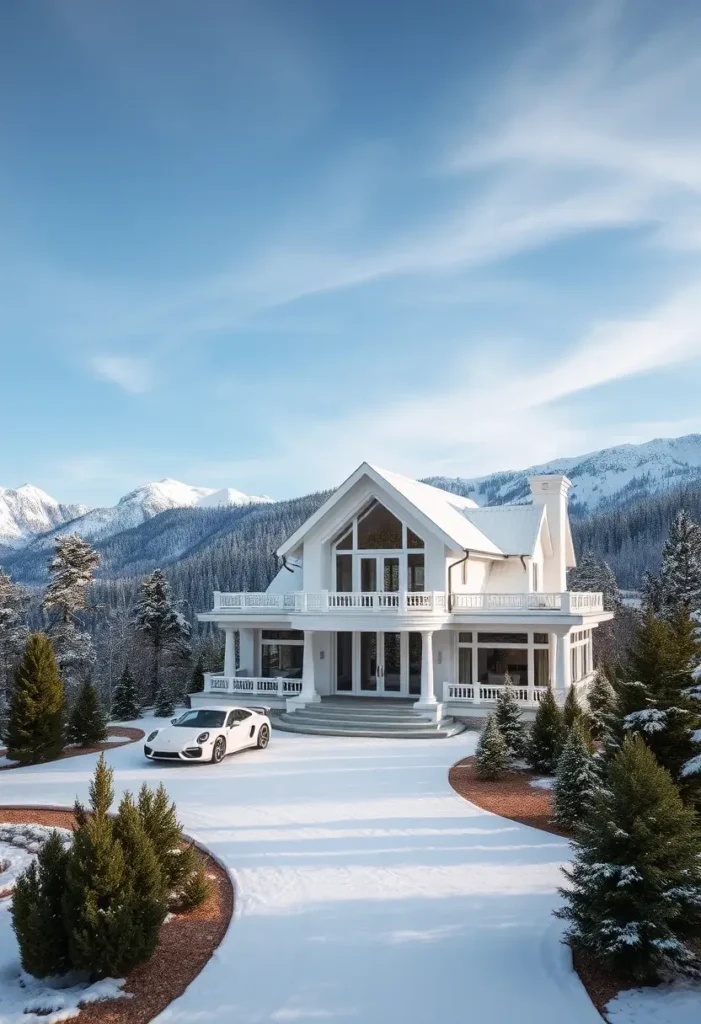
[{"xmin": 171, "ymin": 718, "xmax": 179, "ymax": 725}]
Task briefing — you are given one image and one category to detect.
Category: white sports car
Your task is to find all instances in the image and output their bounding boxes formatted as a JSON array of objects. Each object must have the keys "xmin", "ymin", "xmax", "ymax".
[{"xmin": 144, "ymin": 705, "xmax": 271, "ymax": 764}]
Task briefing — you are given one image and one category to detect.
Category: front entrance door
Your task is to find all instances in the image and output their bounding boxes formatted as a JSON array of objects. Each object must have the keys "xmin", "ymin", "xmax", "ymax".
[{"xmin": 338, "ymin": 631, "xmax": 409, "ymax": 696}]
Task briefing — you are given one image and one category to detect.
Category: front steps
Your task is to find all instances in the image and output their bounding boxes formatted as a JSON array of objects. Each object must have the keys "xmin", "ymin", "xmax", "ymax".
[{"xmin": 273, "ymin": 698, "xmax": 466, "ymax": 739}]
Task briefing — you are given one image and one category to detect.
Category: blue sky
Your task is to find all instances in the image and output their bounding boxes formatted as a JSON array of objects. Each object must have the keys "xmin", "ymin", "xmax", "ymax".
[{"xmin": 2, "ymin": 0, "xmax": 701, "ymax": 506}]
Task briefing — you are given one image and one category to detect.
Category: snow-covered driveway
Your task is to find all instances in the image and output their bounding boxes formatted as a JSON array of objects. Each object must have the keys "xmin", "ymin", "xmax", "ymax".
[{"xmin": 0, "ymin": 719, "xmax": 601, "ymax": 1024}]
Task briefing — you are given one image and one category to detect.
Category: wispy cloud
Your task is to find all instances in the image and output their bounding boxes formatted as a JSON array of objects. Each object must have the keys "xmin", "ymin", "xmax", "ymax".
[{"xmin": 90, "ymin": 355, "xmax": 152, "ymax": 394}]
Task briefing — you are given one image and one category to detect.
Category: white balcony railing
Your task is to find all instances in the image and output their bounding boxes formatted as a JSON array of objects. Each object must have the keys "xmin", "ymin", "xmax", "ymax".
[
  {"xmin": 204, "ymin": 673, "xmax": 303, "ymax": 697},
  {"xmin": 443, "ymin": 681, "xmax": 548, "ymax": 706},
  {"xmin": 211, "ymin": 590, "xmax": 604, "ymax": 615}
]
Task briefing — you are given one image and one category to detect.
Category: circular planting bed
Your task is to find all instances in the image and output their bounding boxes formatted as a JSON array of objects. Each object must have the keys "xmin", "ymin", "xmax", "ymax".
[
  {"xmin": 0, "ymin": 807, "xmax": 234, "ymax": 1024},
  {"xmin": 0, "ymin": 726, "xmax": 145, "ymax": 771}
]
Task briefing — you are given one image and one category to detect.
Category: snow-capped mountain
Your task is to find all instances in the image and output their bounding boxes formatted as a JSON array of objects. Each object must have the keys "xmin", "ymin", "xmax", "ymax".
[
  {"xmin": 0, "ymin": 485, "xmax": 88, "ymax": 549},
  {"xmin": 425, "ymin": 434, "xmax": 701, "ymax": 515},
  {"xmin": 0, "ymin": 479, "xmax": 273, "ymax": 551}
]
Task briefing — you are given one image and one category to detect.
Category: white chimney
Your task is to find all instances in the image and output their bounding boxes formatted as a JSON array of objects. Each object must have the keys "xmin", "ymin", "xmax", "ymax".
[{"xmin": 528, "ymin": 475, "xmax": 573, "ymax": 592}]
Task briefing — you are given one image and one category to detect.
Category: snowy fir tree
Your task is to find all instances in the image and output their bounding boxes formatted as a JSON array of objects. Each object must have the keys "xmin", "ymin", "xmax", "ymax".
[
  {"xmin": 557, "ymin": 734, "xmax": 701, "ymax": 983},
  {"xmin": 475, "ymin": 715, "xmax": 509, "ymax": 780},
  {"xmin": 137, "ymin": 781, "xmax": 197, "ymax": 892},
  {"xmin": 568, "ymin": 551, "xmax": 621, "ymax": 612},
  {"xmin": 111, "ymin": 662, "xmax": 140, "ymax": 721},
  {"xmin": 6, "ymin": 633, "xmax": 65, "ymax": 765},
  {"xmin": 494, "ymin": 673, "xmax": 525, "ymax": 759},
  {"xmin": 0, "ymin": 566, "xmax": 29, "ymax": 702},
  {"xmin": 586, "ymin": 669, "xmax": 619, "ymax": 741},
  {"xmin": 11, "ymin": 831, "xmax": 71, "ymax": 978},
  {"xmin": 526, "ymin": 686, "xmax": 567, "ymax": 774},
  {"xmin": 112, "ymin": 793, "xmax": 167, "ymax": 963},
  {"xmin": 154, "ymin": 678, "xmax": 176, "ymax": 717},
  {"xmin": 188, "ymin": 657, "xmax": 205, "ymax": 694},
  {"xmin": 553, "ymin": 721, "xmax": 599, "ymax": 831},
  {"xmin": 563, "ymin": 684, "xmax": 585, "ymax": 731},
  {"xmin": 656, "ymin": 509, "xmax": 701, "ymax": 618},
  {"xmin": 68, "ymin": 676, "xmax": 107, "ymax": 746},
  {"xmin": 132, "ymin": 569, "xmax": 191, "ymax": 701},
  {"xmin": 43, "ymin": 535, "xmax": 100, "ymax": 691},
  {"xmin": 623, "ymin": 605, "xmax": 701, "ymax": 800}
]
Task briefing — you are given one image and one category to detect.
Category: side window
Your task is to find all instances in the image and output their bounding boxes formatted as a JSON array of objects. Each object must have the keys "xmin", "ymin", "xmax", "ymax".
[
  {"xmin": 237, "ymin": 709, "xmax": 252, "ymax": 720},
  {"xmin": 225, "ymin": 711, "xmax": 237, "ymax": 728}
]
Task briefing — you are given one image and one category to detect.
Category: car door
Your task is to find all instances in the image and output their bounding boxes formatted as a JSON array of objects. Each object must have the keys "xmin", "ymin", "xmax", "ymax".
[
  {"xmin": 236, "ymin": 710, "xmax": 256, "ymax": 750},
  {"xmin": 224, "ymin": 710, "xmax": 241, "ymax": 752}
]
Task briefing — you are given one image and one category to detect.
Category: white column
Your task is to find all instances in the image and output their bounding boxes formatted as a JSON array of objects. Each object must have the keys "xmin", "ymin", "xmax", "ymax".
[
  {"xmin": 238, "ymin": 628, "xmax": 255, "ymax": 676},
  {"xmin": 414, "ymin": 630, "xmax": 442, "ymax": 720},
  {"xmin": 553, "ymin": 629, "xmax": 571, "ymax": 700},
  {"xmin": 223, "ymin": 627, "xmax": 236, "ymax": 677},
  {"xmin": 299, "ymin": 630, "xmax": 321, "ymax": 704},
  {"xmin": 527, "ymin": 638, "xmax": 535, "ymax": 703}
]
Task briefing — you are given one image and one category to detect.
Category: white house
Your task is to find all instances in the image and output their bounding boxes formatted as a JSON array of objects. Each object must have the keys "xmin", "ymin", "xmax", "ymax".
[{"xmin": 195, "ymin": 463, "xmax": 612, "ymax": 732}]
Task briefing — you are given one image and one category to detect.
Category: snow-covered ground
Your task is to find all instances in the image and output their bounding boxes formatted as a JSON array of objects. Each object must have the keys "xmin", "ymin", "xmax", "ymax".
[{"xmin": 0, "ymin": 717, "xmax": 699, "ymax": 1024}]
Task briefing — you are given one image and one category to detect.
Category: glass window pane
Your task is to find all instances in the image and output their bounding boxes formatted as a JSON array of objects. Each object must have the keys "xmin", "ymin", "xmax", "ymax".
[
  {"xmin": 336, "ymin": 526, "xmax": 352, "ymax": 550},
  {"xmin": 336, "ymin": 554, "xmax": 353, "ymax": 592},
  {"xmin": 534, "ymin": 649, "xmax": 549, "ymax": 687},
  {"xmin": 458, "ymin": 648, "xmax": 473, "ymax": 685},
  {"xmin": 407, "ymin": 553, "xmax": 425, "ymax": 592},
  {"xmin": 262, "ymin": 644, "xmax": 303, "ymax": 678},
  {"xmin": 336, "ymin": 632, "xmax": 353, "ymax": 691},
  {"xmin": 361, "ymin": 558, "xmax": 377, "ymax": 591},
  {"xmin": 477, "ymin": 632, "xmax": 528, "ymax": 645},
  {"xmin": 407, "ymin": 528, "xmax": 424, "ymax": 549},
  {"xmin": 477, "ymin": 647, "xmax": 528, "ymax": 686},
  {"xmin": 458, "ymin": 632, "xmax": 473, "ymax": 643},
  {"xmin": 357, "ymin": 501, "xmax": 402, "ymax": 548},
  {"xmin": 383, "ymin": 557, "xmax": 400, "ymax": 592},
  {"xmin": 383, "ymin": 632, "xmax": 401, "ymax": 692},
  {"xmin": 533, "ymin": 633, "xmax": 549, "ymax": 645},
  {"xmin": 360, "ymin": 632, "xmax": 377, "ymax": 691}
]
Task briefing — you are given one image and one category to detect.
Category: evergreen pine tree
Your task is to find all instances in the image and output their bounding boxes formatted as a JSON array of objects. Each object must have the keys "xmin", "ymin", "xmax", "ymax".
[
  {"xmin": 526, "ymin": 685, "xmax": 567, "ymax": 774},
  {"xmin": 10, "ymin": 831, "xmax": 71, "ymax": 978},
  {"xmin": 557, "ymin": 735, "xmax": 701, "ymax": 983},
  {"xmin": 111, "ymin": 662, "xmax": 140, "ymax": 721},
  {"xmin": 657, "ymin": 509, "xmax": 701, "ymax": 618},
  {"xmin": 568, "ymin": 551, "xmax": 621, "ymax": 612},
  {"xmin": 475, "ymin": 715, "xmax": 509, "ymax": 780},
  {"xmin": 494, "ymin": 673, "xmax": 525, "ymax": 759},
  {"xmin": 563, "ymin": 685, "xmax": 584, "ymax": 731},
  {"xmin": 137, "ymin": 782, "xmax": 196, "ymax": 892},
  {"xmin": 68, "ymin": 677, "xmax": 107, "ymax": 746},
  {"xmin": 586, "ymin": 669, "xmax": 619, "ymax": 741},
  {"xmin": 553, "ymin": 721, "xmax": 599, "ymax": 831},
  {"xmin": 623, "ymin": 605, "xmax": 701, "ymax": 799},
  {"xmin": 43, "ymin": 535, "xmax": 100, "ymax": 692},
  {"xmin": 63, "ymin": 755, "xmax": 148, "ymax": 978},
  {"xmin": 5, "ymin": 633, "xmax": 65, "ymax": 765},
  {"xmin": 132, "ymin": 569, "xmax": 191, "ymax": 701},
  {"xmin": 179, "ymin": 857, "xmax": 211, "ymax": 910},
  {"xmin": 154, "ymin": 679, "xmax": 176, "ymax": 717},
  {"xmin": 0, "ymin": 566, "xmax": 29, "ymax": 704},
  {"xmin": 188, "ymin": 657, "xmax": 205, "ymax": 694},
  {"xmin": 112, "ymin": 793, "xmax": 167, "ymax": 961}
]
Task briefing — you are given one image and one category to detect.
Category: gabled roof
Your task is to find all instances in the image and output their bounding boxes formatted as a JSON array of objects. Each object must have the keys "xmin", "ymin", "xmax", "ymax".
[
  {"xmin": 463, "ymin": 504, "xmax": 550, "ymax": 558},
  {"xmin": 277, "ymin": 462, "xmax": 503, "ymax": 558}
]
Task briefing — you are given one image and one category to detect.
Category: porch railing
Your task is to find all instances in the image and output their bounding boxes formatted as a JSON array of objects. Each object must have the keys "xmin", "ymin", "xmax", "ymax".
[
  {"xmin": 204, "ymin": 673, "xmax": 303, "ymax": 697},
  {"xmin": 443, "ymin": 681, "xmax": 548, "ymax": 705},
  {"xmin": 211, "ymin": 590, "xmax": 604, "ymax": 615}
]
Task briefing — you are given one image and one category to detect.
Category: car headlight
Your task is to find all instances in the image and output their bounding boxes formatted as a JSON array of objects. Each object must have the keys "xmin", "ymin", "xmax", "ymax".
[
  {"xmin": 196, "ymin": 731, "xmax": 210, "ymax": 743},
  {"xmin": 147, "ymin": 730, "xmax": 159, "ymax": 742}
]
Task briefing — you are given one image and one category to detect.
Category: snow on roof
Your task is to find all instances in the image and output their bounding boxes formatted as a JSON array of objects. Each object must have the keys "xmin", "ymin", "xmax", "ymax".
[
  {"xmin": 368, "ymin": 466, "xmax": 503, "ymax": 556},
  {"xmin": 462, "ymin": 504, "xmax": 546, "ymax": 557}
]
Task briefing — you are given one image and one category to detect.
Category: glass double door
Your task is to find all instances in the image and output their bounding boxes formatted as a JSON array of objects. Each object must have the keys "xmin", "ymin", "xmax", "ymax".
[
  {"xmin": 359, "ymin": 555, "xmax": 399, "ymax": 598},
  {"xmin": 336, "ymin": 631, "xmax": 422, "ymax": 696}
]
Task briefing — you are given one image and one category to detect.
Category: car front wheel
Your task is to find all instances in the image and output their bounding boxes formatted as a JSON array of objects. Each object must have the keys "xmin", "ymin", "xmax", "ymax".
[
  {"xmin": 257, "ymin": 724, "xmax": 270, "ymax": 749},
  {"xmin": 211, "ymin": 736, "xmax": 226, "ymax": 764}
]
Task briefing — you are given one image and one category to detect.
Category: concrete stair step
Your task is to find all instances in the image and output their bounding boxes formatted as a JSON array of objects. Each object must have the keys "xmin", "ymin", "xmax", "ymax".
[
  {"xmin": 273, "ymin": 716, "xmax": 465, "ymax": 739},
  {"xmin": 289, "ymin": 707, "xmax": 428, "ymax": 721}
]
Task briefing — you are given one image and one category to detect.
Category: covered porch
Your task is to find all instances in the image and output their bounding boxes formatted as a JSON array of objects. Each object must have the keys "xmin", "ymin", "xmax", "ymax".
[{"xmin": 196, "ymin": 623, "xmax": 594, "ymax": 720}]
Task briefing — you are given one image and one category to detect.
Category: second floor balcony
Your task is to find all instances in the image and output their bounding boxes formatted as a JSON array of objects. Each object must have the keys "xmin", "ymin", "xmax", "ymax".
[{"xmin": 210, "ymin": 590, "xmax": 604, "ymax": 616}]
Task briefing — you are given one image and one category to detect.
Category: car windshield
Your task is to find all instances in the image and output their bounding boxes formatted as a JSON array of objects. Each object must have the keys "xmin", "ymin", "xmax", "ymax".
[{"xmin": 173, "ymin": 710, "xmax": 226, "ymax": 728}]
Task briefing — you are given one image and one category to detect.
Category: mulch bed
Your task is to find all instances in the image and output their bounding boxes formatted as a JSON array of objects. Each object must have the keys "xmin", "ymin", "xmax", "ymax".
[
  {"xmin": 448, "ymin": 755, "xmax": 633, "ymax": 1019},
  {"xmin": 0, "ymin": 726, "xmax": 145, "ymax": 771},
  {"xmin": 0, "ymin": 807, "xmax": 234, "ymax": 1024}
]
